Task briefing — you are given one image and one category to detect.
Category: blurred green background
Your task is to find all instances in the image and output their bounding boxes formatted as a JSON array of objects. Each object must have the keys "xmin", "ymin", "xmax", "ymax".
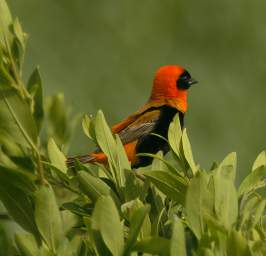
[{"xmin": 8, "ymin": 0, "xmax": 266, "ymax": 183}]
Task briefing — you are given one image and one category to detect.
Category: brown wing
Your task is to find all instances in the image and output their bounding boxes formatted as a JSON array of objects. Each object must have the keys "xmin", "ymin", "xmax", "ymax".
[{"xmin": 117, "ymin": 109, "xmax": 161, "ymax": 145}]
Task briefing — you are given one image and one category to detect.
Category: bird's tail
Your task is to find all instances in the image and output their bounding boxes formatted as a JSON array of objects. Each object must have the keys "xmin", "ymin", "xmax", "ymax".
[{"xmin": 66, "ymin": 154, "xmax": 96, "ymax": 167}]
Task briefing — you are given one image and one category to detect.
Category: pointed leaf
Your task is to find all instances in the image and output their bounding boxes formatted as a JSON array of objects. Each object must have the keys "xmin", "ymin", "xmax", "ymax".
[
  {"xmin": 140, "ymin": 169, "xmax": 187, "ymax": 205},
  {"xmin": 170, "ymin": 217, "xmax": 186, "ymax": 256},
  {"xmin": 15, "ymin": 232, "xmax": 38, "ymax": 256},
  {"xmin": 34, "ymin": 185, "xmax": 63, "ymax": 252},
  {"xmin": 47, "ymin": 138, "xmax": 67, "ymax": 173},
  {"xmin": 78, "ymin": 171, "xmax": 119, "ymax": 205},
  {"xmin": 168, "ymin": 114, "xmax": 182, "ymax": 158},
  {"xmin": 124, "ymin": 205, "xmax": 150, "ymax": 255},
  {"xmin": 238, "ymin": 166, "xmax": 266, "ymax": 196},
  {"xmin": 92, "ymin": 196, "xmax": 124, "ymax": 256},
  {"xmin": 252, "ymin": 151, "xmax": 266, "ymax": 171},
  {"xmin": 27, "ymin": 68, "xmax": 44, "ymax": 132},
  {"xmin": 182, "ymin": 129, "xmax": 197, "ymax": 175}
]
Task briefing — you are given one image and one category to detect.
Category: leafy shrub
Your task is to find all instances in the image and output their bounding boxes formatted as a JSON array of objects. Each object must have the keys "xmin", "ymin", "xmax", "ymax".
[{"xmin": 0, "ymin": 0, "xmax": 265, "ymax": 255}]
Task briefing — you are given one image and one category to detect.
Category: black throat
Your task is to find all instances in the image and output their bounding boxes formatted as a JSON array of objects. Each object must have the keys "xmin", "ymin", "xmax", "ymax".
[{"xmin": 133, "ymin": 105, "xmax": 184, "ymax": 168}]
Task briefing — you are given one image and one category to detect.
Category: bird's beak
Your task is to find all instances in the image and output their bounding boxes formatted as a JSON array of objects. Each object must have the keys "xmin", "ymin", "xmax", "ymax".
[{"xmin": 188, "ymin": 78, "xmax": 198, "ymax": 86}]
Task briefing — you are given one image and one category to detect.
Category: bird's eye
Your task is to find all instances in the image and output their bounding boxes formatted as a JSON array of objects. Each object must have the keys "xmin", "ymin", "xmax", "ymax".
[{"xmin": 176, "ymin": 71, "xmax": 192, "ymax": 90}]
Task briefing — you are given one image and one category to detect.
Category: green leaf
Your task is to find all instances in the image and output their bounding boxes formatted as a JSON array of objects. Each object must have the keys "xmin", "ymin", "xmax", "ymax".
[
  {"xmin": 0, "ymin": 0, "xmax": 13, "ymax": 46},
  {"xmin": 0, "ymin": 89, "xmax": 38, "ymax": 147},
  {"xmin": 46, "ymin": 93, "xmax": 71, "ymax": 147},
  {"xmin": 181, "ymin": 128, "xmax": 197, "ymax": 175},
  {"xmin": 12, "ymin": 18, "xmax": 26, "ymax": 49},
  {"xmin": 15, "ymin": 232, "xmax": 39, "ymax": 256},
  {"xmin": 92, "ymin": 196, "xmax": 124, "ymax": 256},
  {"xmin": 238, "ymin": 166, "xmax": 266, "ymax": 196},
  {"xmin": 252, "ymin": 151, "xmax": 266, "ymax": 171},
  {"xmin": 170, "ymin": 217, "xmax": 186, "ymax": 256},
  {"xmin": 94, "ymin": 110, "xmax": 116, "ymax": 166},
  {"xmin": 219, "ymin": 152, "xmax": 237, "ymax": 181},
  {"xmin": 124, "ymin": 205, "xmax": 150, "ymax": 255},
  {"xmin": 115, "ymin": 134, "xmax": 130, "ymax": 185},
  {"xmin": 213, "ymin": 167, "xmax": 238, "ymax": 230},
  {"xmin": 27, "ymin": 67, "xmax": 44, "ymax": 132},
  {"xmin": 132, "ymin": 237, "xmax": 170, "ymax": 256},
  {"xmin": 168, "ymin": 114, "xmax": 182, "ymax": 158},
  {"xmin": 34, "ymin": 185, "xmax": 63, "ymax": 252},
  {"xmin": 0, "ymin": 64, "xmax": 14, "ymax": 90},
  {"xmin": 186, "ymin": 172, "xmax": 211, "ymax": 239},
  {"xmin": 139, "ymin": 169, "xmax": 188, "ymax": 205},
  {"xmin": 0, "ymin": 179, "xmax": 39, "ymax": 240},
  {"xmin": 78, "ymin": 171, "xmax": 119, "ymax": 205},
  {"xmin": 82, "ymin": 114, "xmax": 95, "ymax": 140},
  {"xmin": 227, "ymin": 230, "xmax": 251, "ymax": 256},
  {"xmin": 47, "ymin": 138, "xmax": 67, "ymax": 174}
]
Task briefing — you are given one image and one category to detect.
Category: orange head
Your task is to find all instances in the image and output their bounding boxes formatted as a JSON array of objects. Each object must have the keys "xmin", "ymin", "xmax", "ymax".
[{"xmin": 149, "ymin": 65, "xmax": 197, "ymax": 112}]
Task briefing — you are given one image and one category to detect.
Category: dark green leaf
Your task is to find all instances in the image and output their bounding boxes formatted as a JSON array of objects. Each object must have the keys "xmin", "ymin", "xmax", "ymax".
[
  {"xmin": 78, "ymin": 171, "xmax": 119, "ymax": 205},
  {"xmin": 139, "ymin": 169, "xmax": 188, "ymax": 205},
  {"xmin": 0, "ymin": 89, "xmax": 38, "ymax": 146},
  {"xmin": 27, "ymin": 67, "xmax": 44, "ymax": 132},
  {"xmin": 124, "ymin": 205, "xmax": 150, "ymax": 255},
  {"xmin": 133, "ymin": 237, "xmax": 170, "ymax": 256}
]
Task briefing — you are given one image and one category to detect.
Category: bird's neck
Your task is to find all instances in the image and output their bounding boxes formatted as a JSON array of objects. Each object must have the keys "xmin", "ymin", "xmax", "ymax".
[{"xmin": 149, "ymin": 93, "xmax": 187, "ymax": 113}]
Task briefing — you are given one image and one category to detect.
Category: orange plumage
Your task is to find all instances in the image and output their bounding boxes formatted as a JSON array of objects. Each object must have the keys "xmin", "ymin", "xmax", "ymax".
[{"xmin": 67, "ymin": 65, "xmax": 197, "ymax": 168}]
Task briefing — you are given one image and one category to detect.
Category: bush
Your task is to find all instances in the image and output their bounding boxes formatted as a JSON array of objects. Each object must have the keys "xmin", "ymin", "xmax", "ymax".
[{"xmin": 0, "ymin": 0, "xmax": 265, "ymax": 255}]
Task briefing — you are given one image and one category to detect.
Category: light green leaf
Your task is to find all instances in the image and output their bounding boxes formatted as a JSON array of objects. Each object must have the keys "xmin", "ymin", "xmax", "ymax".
[
  {"xmin": 95, "ymin": 110, "xmax": 116, "ymax": 163},
  {"xmin": 34, "ymin": 185, "xmax": 63, "ymax": 252},
  {"xmin": 182, "ymin": 128, "xmax": 197, "ymax": 175},
  {"xmin": 15, "ymin": 232, "xmax": 38, "ymax": 256},
  {"xmin": 227, "ymin": 230, "xmax": 251, "ymax": 256},
  {"xmin": 219, "ymin": 152, "xmax": 237, "ymax": 181},
  {"xmin": 238, "ymin": 166, "xmax": 266, "ymax": 196},
  {"xmin": 0, "ymin": 0, "xmax": 13, "ymax": 46},
  {"xmin": 168, "ymin": 114, "xmax": 182, "ymax": 158},
  {"xmin": 186, "ymin": 172, "xmax": 211, "ymax": 239},
  {"xmin": 92, "ymin": 196, "xmax": 124, "ymax": 256},
  {"xmin": 13, "ymin": 18, "xmax": 26, "ymax": 49},
  {"xmin": 170, "ymin": 217, "xmax": 186, "ymax": 256},
  {"xmin": 82, "ymin": 114, "xmax": 95, "ymax": 140},
  {"xmin": 47, "ymin": 138, "xmax": 67, "ymax": 174},
  {"xmin": 214, "ymin": 168, "xmax": 238, "ymax": 230},
  {"xmin": 252, "ymin": 151, "xmax": 266, "ymax": 171}
]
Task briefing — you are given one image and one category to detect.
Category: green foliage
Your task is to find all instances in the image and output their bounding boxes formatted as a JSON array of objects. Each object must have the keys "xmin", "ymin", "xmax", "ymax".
[{"xmin": 0, "ymin": 0, "xmax": 265, "ymax": 255}]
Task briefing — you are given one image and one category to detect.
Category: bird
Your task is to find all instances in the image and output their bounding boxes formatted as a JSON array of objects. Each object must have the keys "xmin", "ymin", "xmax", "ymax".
[{"xmin": 67, "ymin": 65, "xmax": 197, "ymax": 168}]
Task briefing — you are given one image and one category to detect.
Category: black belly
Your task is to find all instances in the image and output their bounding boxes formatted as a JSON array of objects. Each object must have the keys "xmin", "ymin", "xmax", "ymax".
[{"xmin": 133, "ymin": 105, "xmax": 184, "ymax": 168}]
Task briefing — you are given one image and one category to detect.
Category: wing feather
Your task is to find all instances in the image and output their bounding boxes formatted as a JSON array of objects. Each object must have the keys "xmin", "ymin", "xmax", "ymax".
[{"xmin": 117, "ymin": 109, "xmax": 161, "ymax": 145}]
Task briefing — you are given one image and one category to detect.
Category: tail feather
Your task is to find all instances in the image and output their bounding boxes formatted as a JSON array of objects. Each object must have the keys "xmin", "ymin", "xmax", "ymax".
[{"xmin": 66, "ymin": 154, "xmax": 96, "ymax": 167}]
